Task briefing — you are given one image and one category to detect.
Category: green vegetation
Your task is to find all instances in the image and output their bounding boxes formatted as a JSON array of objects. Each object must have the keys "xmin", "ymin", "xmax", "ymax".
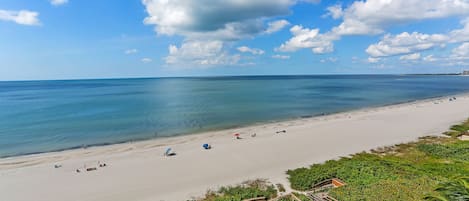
[
  {"xmin": 292, "ymin": 192, "xmax": 310, "ymax": 201},
  {"xmin": 425, "ymin": 177, "xmax": 469, "ymax": 201},
  {"xmin": 276, "ymin": 195, "xmax": 296, "ymax": 201},
  {"xmin": 417, "ymin": 141, "xmax": 469, "ymax": 162},
  {"xmin": 287, "ymin": 136, "xmax": 469, "ymax": 200},
  {"xmin": 444, "ymin": 118, "xmax": 469, "ymax": 137},
  {"xmin": 200, "ymin": 179, "xmax": 277, "ymax": 201}
]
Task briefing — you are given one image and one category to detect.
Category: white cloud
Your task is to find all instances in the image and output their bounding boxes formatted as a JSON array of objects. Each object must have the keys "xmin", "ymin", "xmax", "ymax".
[
  {"xmin": 272, "ymin": 54, "xmax": 290, "ymax": 59},
  {"xmin": 141, "ymin": 58, "xmax": 152, "ymax": 63},
  {"xmin": 366, "ymin": 32, "xmax": 448, "ymax": 57},
  {"xmin": 399, "ymin": 53, "xmax": 421, "ymax": 60},
  {"xmin": 415, "ymin": 43, "xmax": 469, "ymax": 66},
  {"xmin": 364, "ymin": 17, "xmax": 469, "ymax": 64},
  {"xmin": 423, "ymin": 55, "xmax": 437, "ymax": 62},
  {"xmin": 278, "ymin": 0, "xmax": 469, "ymax": 58},
  {"xmin": 265, "ymin": 20, "xmax": 290, "ymax": 34},
  {"xmin": 300, "ymin": 0, "xmax": 321, "ymax": 3},
  {"xmin": 142, "ymin": 0, "xmax": 308, "ymax": 39},
  {"xmin": 0, "ymin": 10, "xmax": 40, "ymax": 26},
  {"xmin": 333, "ymin": 0, "xmax": 469, "ymax": 36},
  {"xmin": 166, "ymin": 40, "xmax": 240, "ymax": 66},
  {"xmin": 320, "ymin": 57, "xmax": 338, "ymax": 63},
  {"xmin": 367, "ymin": 57, "xmax": 381, "ymax": 63},
  {"xmin": 50, "ymin": 0, "xmax": 68, "ymax": 6},
  {"xmin": 325, "ymin": 4, "xmax": 343, "ymax": 19},
  {"xmin": 142, "ymin": 0, "xmax": 318, "ymax": 67},
  {"xmin": 449, "ymin": 19, "xmax": 469, "ymax": 43},
  {"xmin": 276, "ymin": 25, "xmax": 337, "ymax": 54},
  {"xmin": 125, "ymin": 49, "xmax": 138, "ymax": 54},
  {"xmin": 452, "ymin": 42, "xmax": 469, "ymax": 57},
  {"xmin": 237, "ymin": 46, "xmax": 265, "ymax": 55}
]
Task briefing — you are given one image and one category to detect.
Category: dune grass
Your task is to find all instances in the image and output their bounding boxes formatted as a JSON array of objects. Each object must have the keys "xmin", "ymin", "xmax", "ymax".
[
  {"xmin": 424, "ymin": 177, "xmax": 469, "ymax": 201},
  {"xmin": 200, "ymin": 179, "xmax": 277, "ymax": 201},
  {"xmin": 286, "ymin": 118, "xmax": 469, "ymax": 200},
  {"xmin": 444, "ymin": 118, "xmax": 469, "ymax": 137},
  {"xmin": 286, "ymin": 136, "xmax": 469, "ymax": 200}
]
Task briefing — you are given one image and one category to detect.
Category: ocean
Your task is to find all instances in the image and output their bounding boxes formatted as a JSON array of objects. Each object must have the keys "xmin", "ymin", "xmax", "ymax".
[{"xmin": 1, "ymin": 75, "xmax": 469, "ymax": 157}]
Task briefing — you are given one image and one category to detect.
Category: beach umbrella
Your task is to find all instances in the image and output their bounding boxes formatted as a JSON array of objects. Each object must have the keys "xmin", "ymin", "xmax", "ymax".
[
  {"xmin": 203, "ymin": 144, "xmax": 210, "ymax": 149},
  {"xmin": 234, "ymin": 133, "xmax": 240, "ymax": 137},
  {"xmin": 165, "ymin": 148, "xmax": 172, "ymax": 156}
]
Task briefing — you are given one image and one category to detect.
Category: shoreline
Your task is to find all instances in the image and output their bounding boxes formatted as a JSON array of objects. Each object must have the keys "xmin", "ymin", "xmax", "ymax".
[
  {"xmin": 1, "ymin": 92, "xmax": 469, "ymax": 201},
  {"xmin": 1, "ymin": 92, "xmax": 468, "ymax": 160}
]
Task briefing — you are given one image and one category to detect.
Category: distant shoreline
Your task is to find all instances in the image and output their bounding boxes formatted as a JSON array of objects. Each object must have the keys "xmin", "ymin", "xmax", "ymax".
[{"xmin": 405, "ymin": 73, "xmax": 462, "ymax": 76}]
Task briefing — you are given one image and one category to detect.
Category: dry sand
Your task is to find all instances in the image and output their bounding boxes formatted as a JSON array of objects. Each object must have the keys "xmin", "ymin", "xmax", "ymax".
[{"xmin": 1, "ymin": 94, "xmax": 469, "ymax": 201}]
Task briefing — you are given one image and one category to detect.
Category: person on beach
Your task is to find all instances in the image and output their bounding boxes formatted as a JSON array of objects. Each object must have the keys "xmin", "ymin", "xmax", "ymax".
[
  {"xmin": 98, "ymin": 161, "xmax": 107, "ymax": 167},
  {"xmin": 234, "ymin": 133, "xmax": 241, "ymax": 139}
]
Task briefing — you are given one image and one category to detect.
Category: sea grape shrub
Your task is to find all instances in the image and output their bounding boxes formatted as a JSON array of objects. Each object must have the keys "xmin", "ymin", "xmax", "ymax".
[
  {"xmin": 287, "ymin": 137, "xmax": 469, "ymax": 201},
  {"xmin": 417, "ymin": 141, "xmax": 469, "ymax": 162},
  {"xmin": 286, "ymin": 153, "xmax": 399, "ymax": 191},
  {"xmin": 201, "ymin": 179, "xmax": 277, "ymax": 201}
]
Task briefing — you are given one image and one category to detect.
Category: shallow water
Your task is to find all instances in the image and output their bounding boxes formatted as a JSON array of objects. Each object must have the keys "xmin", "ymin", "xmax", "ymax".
[{"xmin": 1, "ymin": 75, "xmax": 469, "ymax": 157}]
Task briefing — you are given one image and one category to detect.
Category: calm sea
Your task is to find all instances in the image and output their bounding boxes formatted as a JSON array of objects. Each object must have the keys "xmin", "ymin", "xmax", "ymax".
[{"xmin": 1, "ymin": 75, "xmax": 469, "ymax": 157}]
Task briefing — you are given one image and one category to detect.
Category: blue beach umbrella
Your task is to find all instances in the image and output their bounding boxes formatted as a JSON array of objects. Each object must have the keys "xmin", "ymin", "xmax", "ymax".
[{"xmin": 203, "ymin": 144, "xmax": 210, "ymax": 149}]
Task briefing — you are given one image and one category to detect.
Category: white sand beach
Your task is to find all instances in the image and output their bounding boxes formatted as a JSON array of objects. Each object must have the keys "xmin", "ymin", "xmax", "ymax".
[{"xmin": 1, "ymin": 94, "xmax": 469, "ymax": 201}]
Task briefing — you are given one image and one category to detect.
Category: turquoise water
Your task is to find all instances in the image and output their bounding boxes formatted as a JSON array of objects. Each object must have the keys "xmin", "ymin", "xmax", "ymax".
[{"xmin": 1, "ymin": 75, "xmax": 469, "ymax": 157}]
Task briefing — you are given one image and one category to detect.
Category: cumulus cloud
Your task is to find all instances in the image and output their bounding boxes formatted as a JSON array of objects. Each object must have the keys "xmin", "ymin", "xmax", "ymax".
[
  {"xmin": 125, "ymin": 49, "xmax": 138, "ymax": 54},
  {"xmin": 141, "ymin": 58, "xmax": 152, "ymax": 63},
  {"xmin": 452, "ymin": 42, "xmax": 469, "ymax": 57},
  {"xmin": 366, "ymin": 32, "xmax": 448, "ymax": 57},
  {"xmin": 415, "ymin": 43, "xmax": 469, "ymax": 66},
  {"xmin": 272, "ymin": 54, "xmax": 290, "ymax": 59},
  {"xmin": 0, "ymin": 10, "xmax": 40, "ymax": 26},
  {"xmin": 50, "ymin": 0, "xmax": 68, "ymax": 6},
  {"xmin": 276, "ymin": 25, "xmax": 337, "ymax": 54},
  {"xmin": 142, "ymin": 0, "xmax": 300, "ymax": 38},
  {"xmin": 399, "ymin": 53, "xmax": 421, "ymax": 60},
  {"xmin": 265, "ymin": 20, "xmax": 290, "ymax": 34},
  {"xmin": 142, "ymin": 0, "xmax": 318, "ymax": 66},
  {"xmin": 237, "ymin": 46, "xmax": 265, "ymax": 55},
  {"xmin": 367, "ymin": 57, "xmax": 381, "ymax": 63},
  {"xmin": 166, "ymin": 40, "xmax": 240, "ymax": 66},
  {"xmin": 431, "ymin": 43, "xmax": 469, "ymax": 66},
  {"xmin": 324, "ymin": 4, "xmax": 343, "ymax": 19},
  {"xmin": 280, "ymin": 0, "xmax": 469, "ymax": 57},
  {"xmin": 449, "ymin": 18, "xmax": 469, "ymax": 43},
  {"xmin": 333, "ymin": 0, "xmax": 469, "ymax": 36},
  {"xmin": 365, "ymin": 17, "xmax": 469, "ymax": 61}
]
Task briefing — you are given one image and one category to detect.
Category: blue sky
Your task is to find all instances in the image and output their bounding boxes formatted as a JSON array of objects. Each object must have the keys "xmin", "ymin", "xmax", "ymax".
[{"xmin": 1, "ymin": 0, "xmax": 469, "ymax": 80}]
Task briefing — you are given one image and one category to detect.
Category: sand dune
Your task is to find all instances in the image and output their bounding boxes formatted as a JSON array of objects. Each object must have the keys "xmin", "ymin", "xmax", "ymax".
[{"xmin": 1, "ymin": 94, "xmax": 469, "ymax": 201}]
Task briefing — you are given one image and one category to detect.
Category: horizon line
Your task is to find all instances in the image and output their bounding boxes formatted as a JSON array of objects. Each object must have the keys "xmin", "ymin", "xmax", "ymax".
[{"xmin": 0, "ymin": 73, "xmax": 462, "ymax": 82}]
